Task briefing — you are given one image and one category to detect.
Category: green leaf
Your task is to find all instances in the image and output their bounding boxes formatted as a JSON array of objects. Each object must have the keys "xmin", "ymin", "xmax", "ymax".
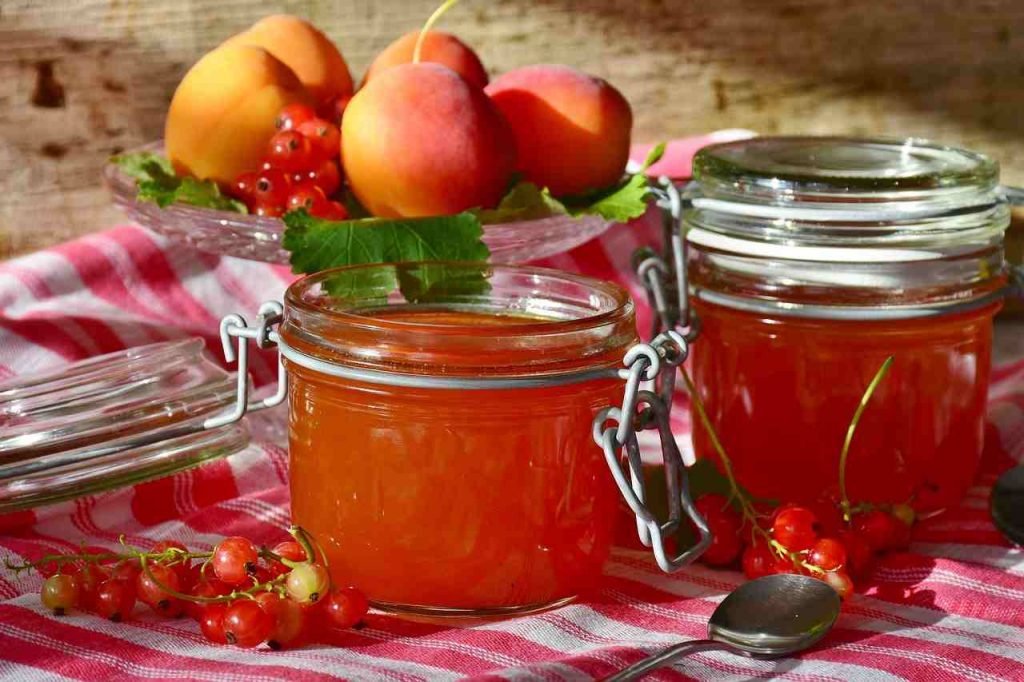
[
  {"xmin": 111, "ymin": 152, "xmax": 174, "ymax": 181},
  {"xmin": 569, "ymin": 172, "xmax": 651, "ymax": 222},
  {"xmin": 111, "ymin": 152, "xmax": 246, "ymax": 213},
  {"xmin": 475, "ymin": 182, "xmax": 568, "ymax": 224},
  {"xmin": 282, "ymin": 210, "xmax": 490, "ymax": 302},
  {"xmin": 484, "ymin": 142, "xmax": 667, "ymax": 225}
]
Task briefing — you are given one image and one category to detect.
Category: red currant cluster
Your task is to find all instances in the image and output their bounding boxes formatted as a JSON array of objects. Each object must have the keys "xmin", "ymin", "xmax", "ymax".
[
  {"xmin": 11, "ymin": 527, "xmax": 367, "ymax": 650},
  {"xmin": 695, "ymin": 494, "xmax": 915, "ymax": 600},
  {"xmin": 230, "ymin": 101, "xmax": 350, "ymax": 220}
]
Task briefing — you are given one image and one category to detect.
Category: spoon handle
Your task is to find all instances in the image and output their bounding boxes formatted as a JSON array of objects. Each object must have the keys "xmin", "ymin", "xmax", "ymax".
[{"xmin": 605, "ymin": 640, "xmax": 730, "ymax": 681}]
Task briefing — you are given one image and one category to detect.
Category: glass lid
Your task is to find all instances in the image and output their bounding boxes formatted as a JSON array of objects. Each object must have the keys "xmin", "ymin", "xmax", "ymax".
[
  {"xmin": 693, "ymin": 136, "xmax": 999, "ymax": 203},
  {"xmin": 0, "ymin": 338, "xmax": 250, "ymax": 512}
]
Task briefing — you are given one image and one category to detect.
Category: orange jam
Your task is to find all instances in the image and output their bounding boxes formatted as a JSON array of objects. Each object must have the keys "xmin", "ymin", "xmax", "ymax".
[
  {"xmin": 690, "ymin": 300, "xmax": 1000, "ymax": 513},
  {"xmin": 279, "ymin": 265, "xmax": 636, "ymax": 616}
]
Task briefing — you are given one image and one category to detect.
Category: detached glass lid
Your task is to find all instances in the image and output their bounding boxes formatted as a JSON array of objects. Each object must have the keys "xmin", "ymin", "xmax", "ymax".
[{"xmin": 0, "ymin": 339, "xmax": 250, "ymax": 512}]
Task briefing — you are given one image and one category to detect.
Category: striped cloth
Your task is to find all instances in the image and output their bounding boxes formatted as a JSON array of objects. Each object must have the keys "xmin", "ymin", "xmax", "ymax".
[{"xmin": 2, "ymin": 137, "xmax": 1024, "ymax": 681}]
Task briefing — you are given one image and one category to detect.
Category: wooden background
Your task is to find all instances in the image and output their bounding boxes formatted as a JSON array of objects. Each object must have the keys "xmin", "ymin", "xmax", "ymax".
[{"xmin": 1, "ymin": 0, "xmax": 1023, "ymax": 258}]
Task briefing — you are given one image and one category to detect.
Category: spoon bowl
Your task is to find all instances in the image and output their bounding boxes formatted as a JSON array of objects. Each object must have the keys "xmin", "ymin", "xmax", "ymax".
[
  {"xmin": 708, "ymin": 572, "xmax": 840, "ymax": 657},
  {"xmin": 606, "ymin": 573, "xmax": 841, "ymax": 681}
]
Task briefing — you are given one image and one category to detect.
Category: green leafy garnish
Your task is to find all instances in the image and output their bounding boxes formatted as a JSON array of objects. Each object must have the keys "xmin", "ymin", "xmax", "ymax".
[
  {"xmin": 112, "ymin": 152, "xmax": 246, "ymax": 213},
  {"xmin": 480, "ymin": 143, "xmax": 666, "ymax": 225},
  {"xmin": 282, "ymin": 209, "xmax": 490, "ymax": 302},
  {"xmin": 474, "ymin": 182, "xmax": 569, "ymax": 224}
]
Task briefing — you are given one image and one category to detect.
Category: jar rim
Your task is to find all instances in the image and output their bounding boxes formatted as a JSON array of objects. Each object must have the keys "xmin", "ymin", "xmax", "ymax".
[
  {"xmin": 284, "ymin": 262, "xmax": 633, "ymax": 335},
  {"xmin": 280, "ymin": 262, "xmax": 638, "ymax": 378}
]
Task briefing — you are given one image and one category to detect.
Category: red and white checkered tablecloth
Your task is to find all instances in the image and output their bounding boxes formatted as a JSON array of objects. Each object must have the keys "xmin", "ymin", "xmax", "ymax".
[{"xmin": 2, "ymin": 135, "xmax": 1024, "ymax": 680}]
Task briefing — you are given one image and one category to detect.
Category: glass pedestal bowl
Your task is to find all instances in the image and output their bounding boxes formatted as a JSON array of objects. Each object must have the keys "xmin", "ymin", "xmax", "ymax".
[{"xmin": 103, "ymin": 143, "xmax": 614, "ymax": 264}]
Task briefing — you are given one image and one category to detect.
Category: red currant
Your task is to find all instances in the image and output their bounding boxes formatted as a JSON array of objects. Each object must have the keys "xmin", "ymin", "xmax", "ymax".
[
  {"xmin": 267, "ymin": 541, "xmax": 307, "ymax": 578},
  {"xmin": 807, "ymin": 537, "xmax": 847, "ymax": 571},
  {"xmin": 212, "ymin": 537, "xmax": 260, "ymax": 586},
  {"xmin": 266, "ymin": 130, "xmax": 316, "ymax": 172},
  {"xmin": 41, "ymin": 574, "xmax": 79, "ymax": 614},
  {"xmin": 76, "ymin": 564, "xmax": 108, "ymax": 611},
  {"xmin": 257, "ymin": 592, "xmax": 307, "ymax": 649},
  {"xmin": 273, "ymin": 541, "xmax": 307, "ymax": 563},
  {"xmin": 320, "ymin": 94, "xmax": 352, "ymax": 125},
  {"xmin": 185, "ymin": 578, "xmax": 233, "ymax": 620},
  {"xmin": 137, "ymin": 564, "xmax": 184, "ymax": 617},
  {"xmin": 822, "ymin": 570, "xmax": 854, "ymax": 600},
  {"xmin": 251, "ymin": 202, "xmax": 285, "ymax": 218},
  {"xmin": 297, "ymin": 118, "xmax": 340, "ymax": 161},
  {"xmin": 323, "ymin": 587, "xmax": 369, "ymax": 629},
  {"xmin": 223, "ymin": 599, "xmax": 273, "ymax": 648},
  {"xmin": 741, "ymin": 541, "xmax": 776, "ymax": 580},
  {"xmin": 771, "ymin": 505, "xmax": 818, "ymax": 552},
  {"xmin": 286, "ymin": 563, "xmax": 330, "ymax": 604},
  {"xmin": 320, "ymin": 200, "xmax": 349, "ymax": 221},
  {"xmin": 231, "ymin": 171, "xmax": 259, "ymax": 201},
  {"xmin": 93, "ymin": 578, "xmax": 136, "ymax": 621},
  {"xmin": 276, "ymin": 103, "xmax": 318, "ymax": 131},
  {"xmin": 250, "ymin": 169, "xmax": 292, "ymax": 208},
  {"xmin": 306, "ymin": 159, "xmax": 342, "ymax": 197},
  {"xmin": 286, "ymin": 183, "xmax": 329, "ymax": 214},
  {"xmin": 694, "ymin": 495, "xmax": 743, "ymax": 566},
  {"xmin": 199, "ymin": 603, "xmax": 229, "ymax": 645},
  {"xmin": 852, "ymin": 510, "xmax": 898, "ymax": 552},
  {"xmin": 838, "ymin": 529, "xmax": 874, "ymax": 577},
  {"xmin": 808, "ymin": 499, "xmax": 844, "ymax": 537},
  {"xmin": 110, "ymin": 561, "xmax": 140, "ymax": 585}
]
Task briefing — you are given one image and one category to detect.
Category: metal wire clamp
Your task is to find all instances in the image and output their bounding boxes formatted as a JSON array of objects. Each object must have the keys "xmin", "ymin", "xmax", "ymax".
[{"xmin": 591, "ymin": 177, "xmax": 712, "ymax": 573}]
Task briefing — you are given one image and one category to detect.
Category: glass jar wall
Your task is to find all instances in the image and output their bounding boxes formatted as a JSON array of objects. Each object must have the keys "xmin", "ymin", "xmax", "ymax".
[
  {"xmin": 685, "ymin": 137, "xmax": 1011, "ymax": 515},
  {"xmin": 278, "ymin": 263, "xmax": 637, "ymax": 617}
]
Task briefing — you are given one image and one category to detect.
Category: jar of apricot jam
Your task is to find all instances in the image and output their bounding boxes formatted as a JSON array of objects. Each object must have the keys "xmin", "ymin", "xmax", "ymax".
[
  {"xmin": 276, "ymin": 263, "xmax": 639, "ymax": 617},
  {"xmin": 685, "ymin": 137, "xmax": 1013, "ymax": 515}
]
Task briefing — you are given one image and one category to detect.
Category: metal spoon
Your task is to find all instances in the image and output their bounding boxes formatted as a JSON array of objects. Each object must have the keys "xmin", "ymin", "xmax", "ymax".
[
  {"xmin": 606, "ymin": 573, "xmax": 841, "ymax": 681},
  {"xmin": 991, "ymin": 465, "xmax": 1024, "ymax": 545}
]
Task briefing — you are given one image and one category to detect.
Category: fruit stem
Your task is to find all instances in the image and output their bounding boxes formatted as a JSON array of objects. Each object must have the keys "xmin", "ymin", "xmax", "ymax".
[
  {"xmin": 838, "ymin": 356, "xmax": 894, "ymax": 521},
  {"xmin": 139, "ymin": 555, "xmax": 284, "ymax": 605},
  {"xmin": 287, "ymin": 525, "xmax": 320, "ymax": 568},
  {"xmin": 413, "ymin": 0, "xmax": 460, "ymax": 63},
  {"xmin": 3, "ymin": 549, "xmax": 212, "ymax": 574},
  {"xmin": 681, "ymin": 367, "xmax": 756, "ymax": 521}
]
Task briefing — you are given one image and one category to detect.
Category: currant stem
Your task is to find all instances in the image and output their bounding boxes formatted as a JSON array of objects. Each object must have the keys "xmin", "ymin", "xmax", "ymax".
[
  {"xmin": 4, "ymin": 549, "xmax": 213, "ymax": 574},
  {"xmin": 413, "ymin": 0, "xmax": 460, "ymax": 63},
  {"xmin": 287, "ymin": 526, "xmax": 319, "ymax": 568},
  {"xmin": 838, "ymin": 356, "xmax": 894, "ymax": 520},
  {"xmin": 681, "ymin": 367, "xmax": 757, "ymax": 523},
  {"xmin": 139, "ymin": 556, "xmax": 284, "ymax": 605}
]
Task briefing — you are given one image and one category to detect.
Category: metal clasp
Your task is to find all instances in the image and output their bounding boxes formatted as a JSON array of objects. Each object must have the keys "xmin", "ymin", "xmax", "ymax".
[
  {"xmin": 203, "ymin": 301, "xmax": 287, "ymax": 430},
  {"xmin": 593, "ymin": 177, "xmax": 712, "ymax": 573}
]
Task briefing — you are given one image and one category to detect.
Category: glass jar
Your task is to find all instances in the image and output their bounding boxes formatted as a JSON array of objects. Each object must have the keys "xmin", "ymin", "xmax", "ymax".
[
  {"xmin": 685, "ymin": 136, "xmax": 1011, "ymax": 514},
  {"xmin": 277, "ymin": 263, "xmax": 638, "ymax": 617}
]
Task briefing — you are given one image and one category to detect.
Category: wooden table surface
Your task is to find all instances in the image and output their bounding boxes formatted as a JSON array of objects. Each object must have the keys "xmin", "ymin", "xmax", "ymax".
[{"xmin": 2, "ymin": 0, "xmax": 1024, "ymax": 259}]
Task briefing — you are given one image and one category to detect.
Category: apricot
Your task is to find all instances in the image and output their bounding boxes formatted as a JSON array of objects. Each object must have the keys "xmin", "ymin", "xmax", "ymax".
[
  {"xmin": 363, "ymin": 31, "xmax": 488, "ymax": 90},
  {"xmin": 485, "ymin": 65, "xmax": 632, "ymax": 197},
  {"xmin": 165, "ymin": 44, "xmax": 311, "ymax": 187},
  {"xmin": 341, "ymin": 63, "xmax": 515, "ymax": 218},
  {"xmin": 224, "ymin": 14, "xmax": 353, "ymax": 105}
]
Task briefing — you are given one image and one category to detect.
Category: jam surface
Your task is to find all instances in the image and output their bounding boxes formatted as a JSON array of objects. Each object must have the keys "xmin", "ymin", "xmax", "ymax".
[
  {"xmin": 690, "ymin": 301, "xmax": 999, "ymax": 513},
  {"xmin": 286, "ymin": 309, "xmax": 627, "ymax": 612}
]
